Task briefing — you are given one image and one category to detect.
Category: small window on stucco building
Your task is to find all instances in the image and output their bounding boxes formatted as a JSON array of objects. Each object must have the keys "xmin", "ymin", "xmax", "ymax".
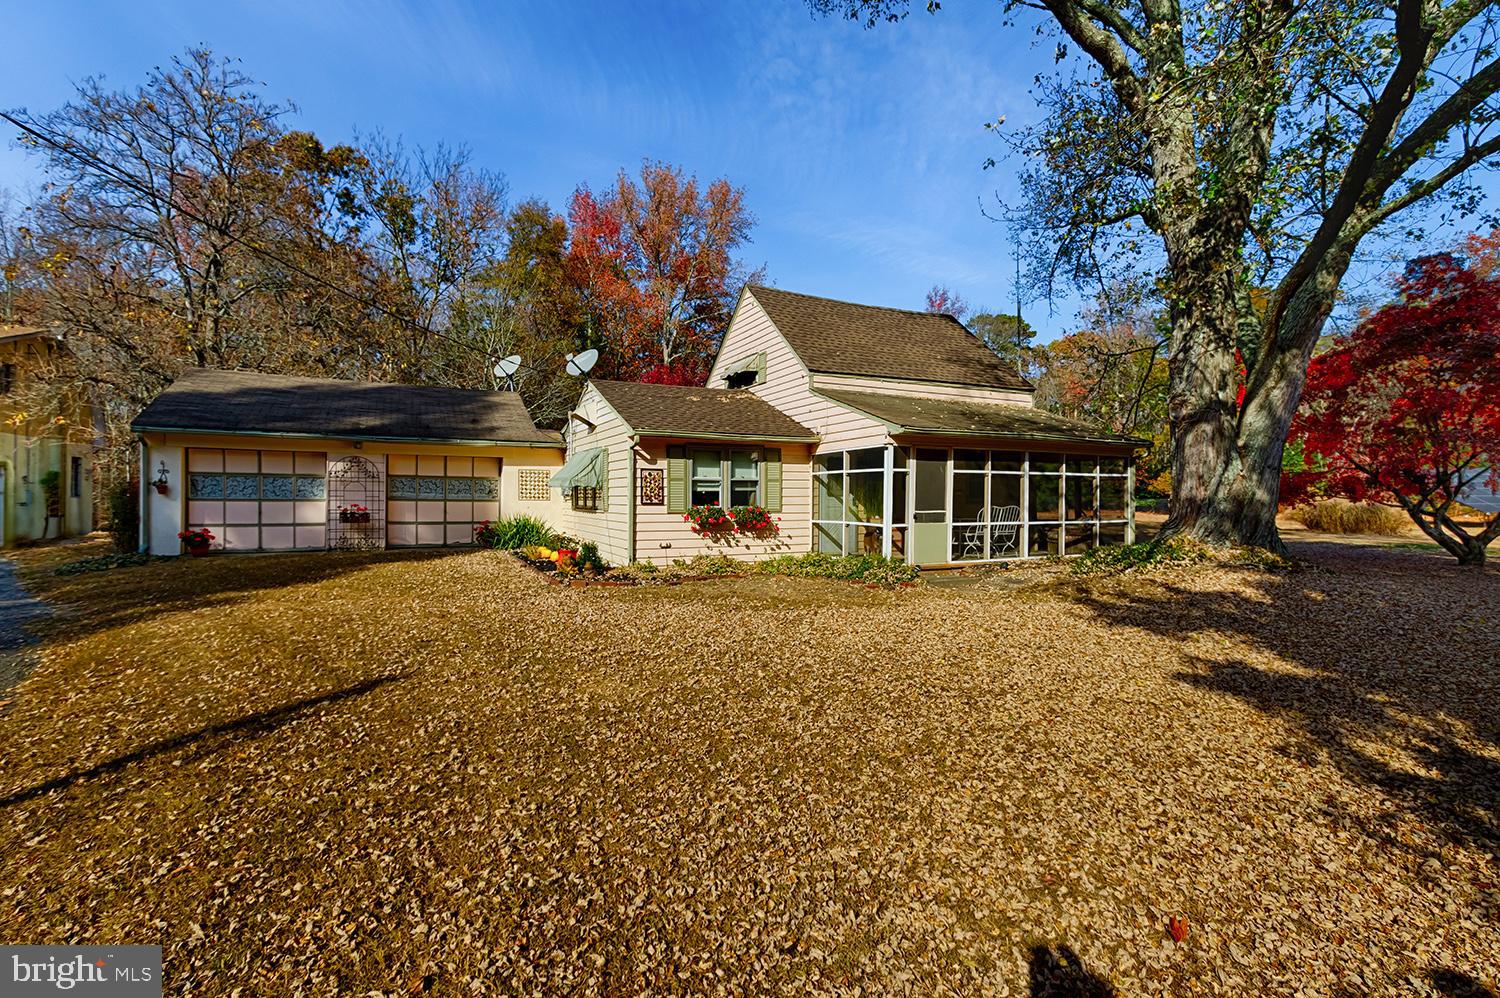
[
  {"xmin": 70, "ymin": 456, "xmax": 82, "ymax": 498},
  {"xmin": 0, "ymin": 363, "xmax": 14, "ymax": 394}
]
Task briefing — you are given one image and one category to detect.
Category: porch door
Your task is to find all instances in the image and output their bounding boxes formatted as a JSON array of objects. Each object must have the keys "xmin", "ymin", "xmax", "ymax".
[{"xmin": 911, "ymin": 448, "xmax": 948, "ymax": 565}]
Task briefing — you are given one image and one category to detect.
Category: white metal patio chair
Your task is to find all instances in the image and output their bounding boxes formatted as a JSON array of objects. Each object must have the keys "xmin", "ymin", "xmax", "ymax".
[
  {"xmin": 959, "ymin": 505, "xmax": 1022, "ymax": 559},
  {"xmin": 989, "ymin": 505, "xmax": 1022, "ymax": 557}
]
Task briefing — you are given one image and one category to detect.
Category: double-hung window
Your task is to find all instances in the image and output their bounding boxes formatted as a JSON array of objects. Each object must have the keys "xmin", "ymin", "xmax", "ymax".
[
  {"xmin": 690, "ymin": 449, "xmax": 760, "ymax": 507},
  {"xmin": 690, "ymin": 450, "xmax": 722, "ymax": 506},
  {"xmin": 728, "ymin": 451, "xmax": 758, "ymax": 506}
]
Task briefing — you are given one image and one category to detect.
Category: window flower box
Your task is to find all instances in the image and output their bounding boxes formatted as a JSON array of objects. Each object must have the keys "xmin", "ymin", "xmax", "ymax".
[
  {"xmin": 730, "ymin": 504, "xmax": 779, "ymax": 535},
  {"xmin": 684, "ymin": 504, "xmax": 736, "ymax": 534}
]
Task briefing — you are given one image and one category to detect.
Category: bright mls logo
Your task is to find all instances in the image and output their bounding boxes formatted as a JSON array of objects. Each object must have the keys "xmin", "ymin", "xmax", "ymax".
[{"xmin": 3, "ymin": 946, "xmax": 161, "ymax": 996}]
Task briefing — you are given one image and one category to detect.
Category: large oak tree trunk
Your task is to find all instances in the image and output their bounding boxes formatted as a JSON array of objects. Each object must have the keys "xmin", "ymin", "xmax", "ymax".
[{"xmin": 1162, "ymin": 248, "xmax": 1353, "ymax": 552}]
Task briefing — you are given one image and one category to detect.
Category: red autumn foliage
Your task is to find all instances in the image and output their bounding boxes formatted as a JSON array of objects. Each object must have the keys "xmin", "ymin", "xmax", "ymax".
[
  {"xmin": 1287, "ymin": 237, "xmax": 1500, "ymax": 565},
  {"xmin": 566, "ymin": 162, "xmax": 757, "ymax": 383},
  {"xmin": 923, "ymin": 285, "xmax": 969, "ymax": 320},
  {"xmin": 1168, "ymin": 916, "xmax": 1190, "ymax": 943}
]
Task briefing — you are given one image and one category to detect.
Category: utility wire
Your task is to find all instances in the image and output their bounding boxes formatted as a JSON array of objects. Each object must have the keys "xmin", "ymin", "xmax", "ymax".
[{"xmin": 0, "ymin": 109, "xmax": 579, "ymax": 384}]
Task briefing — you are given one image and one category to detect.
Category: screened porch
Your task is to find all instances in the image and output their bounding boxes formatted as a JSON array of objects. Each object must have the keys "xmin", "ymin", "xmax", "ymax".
[{"xmin": 812, "ymin": 444, "xmax": 1135, "ymax": 566}]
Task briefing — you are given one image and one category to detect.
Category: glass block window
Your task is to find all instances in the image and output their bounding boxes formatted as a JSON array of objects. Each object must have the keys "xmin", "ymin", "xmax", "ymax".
[
  {"xmin": 260, "ymin": 475, "xmax": 294, "ymax": 500},
  {"xmin": 387, "ymin": 476, "xmax": 418, "ymax": 500},
  {"xmin": 446, "ymin": 477, "xmax": 475, "ymax": 500},
  {"xmin": 418, "ymin": 478, "xmax": 445, "ymax": 500},
  {"xmin": 518, "ymin": 469, "xmax": 549, "ymax": 502},
  {"xmin": 294, "ymin": 476, "xmax": 327, "ymax": 500},
  {"xmin": 225, "ymin": 474, "xmax": 260, "ymax": 499},
  {"xmin": 188, "ymin": 474, "xmax": 224, "ymax": 499},
  {"xmin": 472, "ymin": 477, "xmax": 500, "ymax": 500}
]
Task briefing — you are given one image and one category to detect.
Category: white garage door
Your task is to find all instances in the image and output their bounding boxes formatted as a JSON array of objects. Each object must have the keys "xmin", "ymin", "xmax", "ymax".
[{"xmin": 186, "ymin": 448, "xmax": 328, "ymax": 551}]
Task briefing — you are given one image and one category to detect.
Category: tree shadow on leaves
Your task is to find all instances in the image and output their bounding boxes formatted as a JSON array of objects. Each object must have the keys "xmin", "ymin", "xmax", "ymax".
[
  {"xmin": 0, "ymin": 672, "xmax": 405, "ymax": 809},
  {"xmin": 1028, "ymin": 944, "xmax": 1115, "ymax": 997},
  {"xmin": 1431, "ymin": 968, "xmax": 1500, "ymax": 998},
  {"xmin": 24, "ymin": 545, "xmax": 477, "ymax": 651},
  {"xmin": 1069, "ymin": 544, "xmax": 1500, "ymax": 852}
]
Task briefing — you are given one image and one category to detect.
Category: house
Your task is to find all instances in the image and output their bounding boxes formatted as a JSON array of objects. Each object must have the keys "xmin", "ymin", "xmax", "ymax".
[
  {"xmin": 0, "ymin": 325, "xmax": 96, "ymax": 546},
  {"xmin": 133, "ymin": 369, "xmax": 562, "ymax": 553},
  {"xmin": 135, "ymin": 286, "xmax": 1143, "ymax": 565},
  {"xmin": 551, "ymin": 286, "xmax": 1144, "ymax": 566}
]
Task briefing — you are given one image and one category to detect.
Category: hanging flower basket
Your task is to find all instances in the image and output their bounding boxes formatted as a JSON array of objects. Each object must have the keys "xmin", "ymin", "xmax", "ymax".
[
  {"xmin": 153, "ymin": 481, "xmax": 170, "ymax": 496},
  {"xmin": 178, "ymin": 527, "xmax": 215, "ymax": 556},
  {"xmin": 684, "ymin": 504, "xmax": 735, "ymax": 534}
]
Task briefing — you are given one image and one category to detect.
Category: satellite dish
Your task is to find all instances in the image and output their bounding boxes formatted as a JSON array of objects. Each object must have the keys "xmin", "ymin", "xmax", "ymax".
[
  {"xmin": 566, "ymin": 348, "xmax": 599, "ymax": 377},
  {"xmin": 493, "ymin": 355, "xmax": 521, "ymax": 378}
]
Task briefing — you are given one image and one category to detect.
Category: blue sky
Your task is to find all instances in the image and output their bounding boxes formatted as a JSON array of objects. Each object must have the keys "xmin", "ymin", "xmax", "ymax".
[
  {"xmin": 1, "ymin": 1, "xmax": 1077, "ymax": 334},
  {"xmin": 3, "ymin": 2, "xmax": 1493, "ymax": 342}
]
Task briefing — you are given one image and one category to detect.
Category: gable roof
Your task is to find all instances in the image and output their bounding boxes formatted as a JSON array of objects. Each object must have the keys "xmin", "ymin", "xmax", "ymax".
[
  {"xmin": 746, "ymin": 285, "xmax": 1033, "ymax": 392},
  {"xmin": 590, "ymin": 380, "xmax": 817, "ymax": 441},
  {"xmin": 817, "ymin": 388, "xmax": 1145, "ymax": 448},
  {"xmin": 131, "ymin": 368, "xmax": 562, "ymax": 446}
]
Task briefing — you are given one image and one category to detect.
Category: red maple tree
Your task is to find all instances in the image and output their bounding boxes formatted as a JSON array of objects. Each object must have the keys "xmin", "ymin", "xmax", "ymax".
[
  {"xmin": 1287, "ymin": 240, "xmax": 1500, "ymax": 566},
  {"xmin": 565, "ymin": 162, "xmax": 757, "ymax": 382}
]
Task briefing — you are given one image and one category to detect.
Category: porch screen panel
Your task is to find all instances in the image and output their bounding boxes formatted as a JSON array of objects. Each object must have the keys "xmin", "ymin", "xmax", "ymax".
[
  {"xmin": 1098, "ymin": 456, "xmax": 1130, "ymax": 547},
  {"xmin": 1028, "ymin": 453, "xmax": 1063, "ymax": 558},
  {"xmin": 812, "ymin": 447, "xmax": 888, "ymax": 556},
  {"xmin": 1064, "ymin": 455, "xmax": 1099, "ymax": 554}
]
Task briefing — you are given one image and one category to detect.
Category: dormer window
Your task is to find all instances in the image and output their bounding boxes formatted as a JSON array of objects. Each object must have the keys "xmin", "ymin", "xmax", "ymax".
[{"xmin": 722, "ymin": 352, "xmax": 766, "ymax": 389}]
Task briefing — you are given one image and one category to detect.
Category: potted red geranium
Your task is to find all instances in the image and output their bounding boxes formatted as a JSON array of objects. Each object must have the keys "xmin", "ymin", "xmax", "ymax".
[
  {"xmin": 178, "ymin": 527, "xmax": 215, "ymax": 557},
  {"xmin": 338, "ymin": 503, "xmax": 371, "ymax": 524},
  {"xmin": 730, "ymin": 504, "xmax": 779, "ymax": 535},
  {"xmin": 684, "ymin": 504, "xmax": 735, "ymax": 534}
]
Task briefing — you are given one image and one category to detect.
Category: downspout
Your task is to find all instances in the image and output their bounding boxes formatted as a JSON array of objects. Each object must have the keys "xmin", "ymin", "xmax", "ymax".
[
  {"xmin": 627, "ymin": 434, "xmax": 639, "ymax": 567},
  {"xmin": 137, "ymin": 435, "xmax": 150, "ymax": 554}
]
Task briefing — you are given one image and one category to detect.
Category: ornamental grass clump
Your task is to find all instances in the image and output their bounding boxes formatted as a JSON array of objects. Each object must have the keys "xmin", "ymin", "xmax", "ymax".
[
  {"xmin": 474, "ymin": 514, "xmax": 555, "ymax": 550},
  {"xmin": 1287, "ymin": 499, "xmax": 1408, "ymax": 536}
]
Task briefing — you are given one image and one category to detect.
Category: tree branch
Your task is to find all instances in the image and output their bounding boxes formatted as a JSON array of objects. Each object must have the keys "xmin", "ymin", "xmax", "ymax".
[{"xmin": 1040, "ymin": 0, "xmax": 1146, "ymax": 113}]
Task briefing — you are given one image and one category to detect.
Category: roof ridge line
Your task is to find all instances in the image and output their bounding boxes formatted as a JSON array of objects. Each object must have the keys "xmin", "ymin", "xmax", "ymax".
[{"xmin": 748, "ymin": 284, "xmax": 963, "ymax": 321}]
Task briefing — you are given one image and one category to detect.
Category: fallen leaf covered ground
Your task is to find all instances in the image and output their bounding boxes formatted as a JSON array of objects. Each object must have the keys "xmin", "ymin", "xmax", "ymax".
[{"xmin": 0, "ymin": 539, "xmax": 1496, "ymax": 996}]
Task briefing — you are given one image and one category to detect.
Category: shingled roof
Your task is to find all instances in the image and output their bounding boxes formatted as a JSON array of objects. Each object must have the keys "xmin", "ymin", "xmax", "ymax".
[
  {"xmin": 591, "ymin": 381, "xmax": 817, "ymax": 441},
  {"xmin": 131, "ymin": 369, "xmax": 562, "ymax": 445},
  {"xmin": 746, "ymin": 285, "xmax": 1034, "ymax": 392},
  {"xmin": 816, "ymin": 388, "xmax": 1144, "ymax": 448}
]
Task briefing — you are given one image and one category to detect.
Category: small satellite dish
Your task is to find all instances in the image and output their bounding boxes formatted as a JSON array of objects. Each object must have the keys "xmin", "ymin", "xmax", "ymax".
[
  {"xmin": 566, "ymin": 348, "xmax": 599, "ymax": 377},
  {"xmin": 493, "ymin": 354, "xmax": 522, "ymax": 378}
]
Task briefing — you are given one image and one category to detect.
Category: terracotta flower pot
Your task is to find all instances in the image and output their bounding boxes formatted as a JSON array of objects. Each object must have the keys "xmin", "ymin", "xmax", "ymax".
[{"xmin": 153, "ymin": 482, "xmax": 170, "ymax": 496}]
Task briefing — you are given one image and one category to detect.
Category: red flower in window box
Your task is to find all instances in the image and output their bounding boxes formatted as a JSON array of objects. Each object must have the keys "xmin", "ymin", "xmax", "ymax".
[
  {"xmin": 685, "ymin": 504, "xmax": 735, "ymax": 534},
  {"xmin": 730, "ymin": 504, "xmax": 779, "ymax": 536}
]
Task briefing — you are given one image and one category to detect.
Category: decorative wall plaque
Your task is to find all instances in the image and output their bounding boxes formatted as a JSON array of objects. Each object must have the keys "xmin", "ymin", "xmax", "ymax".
[{"xmin": 640, "ymin": 468, "xmax": 665, "ymax": 505}]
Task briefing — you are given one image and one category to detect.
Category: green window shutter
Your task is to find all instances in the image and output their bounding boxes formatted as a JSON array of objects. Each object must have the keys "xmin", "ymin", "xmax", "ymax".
[
  {"xmin": 597, "ymin": 448, "xmax": 608, "ymax": 513},
  {"xmin": 666, "ymin": 445, "xmax": 688, "ymax": 513},
  {"xmin": 761, "ymin": 448, "xmax": 783, "ymax": 513}
]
